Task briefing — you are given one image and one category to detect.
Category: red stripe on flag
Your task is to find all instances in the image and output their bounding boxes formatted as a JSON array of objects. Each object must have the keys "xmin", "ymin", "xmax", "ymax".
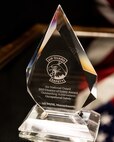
[
  {"xmin": 97, "ymin": 67, "xmax": 114, "ymax": 81},
  {"xmin": 107, "ymin": 0, "xmax": 114, "ymax": 8},
  {"xmin": 95, "ymin": 49, "xmax": 114, "ymax": 69},
  {"xmin": 111, "ymin": 97, "xmax": 114, "ymax": 105}
]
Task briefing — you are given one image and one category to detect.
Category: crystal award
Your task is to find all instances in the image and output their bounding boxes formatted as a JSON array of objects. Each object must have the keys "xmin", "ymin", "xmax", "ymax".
[{"xmin": 18, "ymin": 5, "xmax": 100, "ymax": 142}]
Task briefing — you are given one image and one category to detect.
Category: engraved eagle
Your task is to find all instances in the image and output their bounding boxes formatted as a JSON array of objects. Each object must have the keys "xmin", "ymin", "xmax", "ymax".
[{"xmin": 48, "ymin": 63, "xmax": 66, "ymax": 79}]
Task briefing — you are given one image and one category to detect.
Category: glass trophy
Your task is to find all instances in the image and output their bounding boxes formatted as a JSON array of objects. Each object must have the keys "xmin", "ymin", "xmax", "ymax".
[{"xmin": 18, "ymin": 5, "xmax": 100, "ymax": 142}]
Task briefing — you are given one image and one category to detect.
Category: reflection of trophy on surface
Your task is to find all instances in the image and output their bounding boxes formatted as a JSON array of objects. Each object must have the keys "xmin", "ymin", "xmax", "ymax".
[{"xmin": 18, "ymin": 5, "xmax": 100, "ymax": 142}]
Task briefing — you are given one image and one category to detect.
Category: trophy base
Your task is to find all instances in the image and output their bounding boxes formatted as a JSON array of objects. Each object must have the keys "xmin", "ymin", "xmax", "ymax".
[{"xmin": 19, "ymin": 105, "xmax": 100, "ymax": 142}]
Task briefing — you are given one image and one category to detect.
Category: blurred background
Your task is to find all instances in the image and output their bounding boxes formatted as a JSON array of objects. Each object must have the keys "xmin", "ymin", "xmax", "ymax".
[{"xmin": 0, "ymin": 0, "xmax": 114, "ymax": 142}]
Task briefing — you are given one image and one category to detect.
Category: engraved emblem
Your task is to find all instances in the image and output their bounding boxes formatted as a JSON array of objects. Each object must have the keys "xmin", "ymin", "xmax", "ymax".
[{"xmin": 46, "ymin": 55, "xmax": 68, "ymax": 84}]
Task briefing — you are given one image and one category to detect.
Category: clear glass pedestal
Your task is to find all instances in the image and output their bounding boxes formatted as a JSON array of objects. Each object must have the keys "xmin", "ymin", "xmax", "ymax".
[{"xmin": 19, "ymin": 105, "xmax": 100, "ymax": 142}]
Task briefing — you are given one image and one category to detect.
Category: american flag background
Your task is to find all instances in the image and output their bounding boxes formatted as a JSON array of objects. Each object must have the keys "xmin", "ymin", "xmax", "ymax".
[
  {"xmin": 91, "ymin": 1, "xmax": 114, "ymax": 141},
  {"xmin": 86, "ymin": 37, "xmax": 114, "ymax": 142}
]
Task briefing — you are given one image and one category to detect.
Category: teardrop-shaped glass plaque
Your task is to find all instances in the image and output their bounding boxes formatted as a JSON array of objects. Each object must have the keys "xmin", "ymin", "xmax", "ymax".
[{"xmin": 26, "ymin": 5, "xmax": 97, "ymax": 112}]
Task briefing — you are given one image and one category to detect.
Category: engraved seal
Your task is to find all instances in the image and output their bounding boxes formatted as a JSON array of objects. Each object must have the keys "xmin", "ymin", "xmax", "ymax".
[{"xmin": 46, "ymin": 55, "xmax": 68, "ymax": 84}]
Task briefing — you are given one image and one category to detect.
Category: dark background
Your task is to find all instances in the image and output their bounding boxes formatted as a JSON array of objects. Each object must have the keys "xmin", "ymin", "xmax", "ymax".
[
  {"xmin": 0, "ymin": 0, "xmax": 113, "ymax": 45},
  {"xmin": 0, "ymin": 0, "xmax": 113, "ymax": 141}
]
